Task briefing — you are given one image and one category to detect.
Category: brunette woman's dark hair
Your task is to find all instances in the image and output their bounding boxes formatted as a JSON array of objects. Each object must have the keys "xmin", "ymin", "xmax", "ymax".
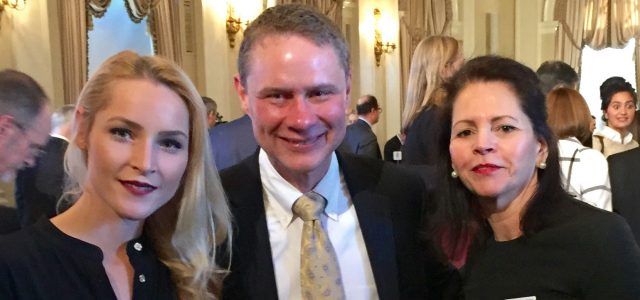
[{"xmin": 428, "ymin": 55, "xmax": 566, "ymax": 261}]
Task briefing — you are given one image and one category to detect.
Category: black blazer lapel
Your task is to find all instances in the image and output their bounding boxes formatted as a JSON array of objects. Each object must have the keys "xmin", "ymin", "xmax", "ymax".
[
  {"xmin": 337, "ymin": 152, "xmax": 400, "ymax": 299},
  {"xmin": 221, "ymin": 152, "xmax": 278, "ymax": 300}
]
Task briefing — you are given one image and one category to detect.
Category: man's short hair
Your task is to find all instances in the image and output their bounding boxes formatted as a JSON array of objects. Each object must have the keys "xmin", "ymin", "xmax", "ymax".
[
  {"xmin": 536, "ymin": 60, "xmax": 579, "ymax": 95},
  {"xmin": 356, "ymin": 95, "xmax": 379, "ymax": 115},
  {"xmin": 202, "ymin": 96, "xmax": 217, "ymax": 114},
  {"xmin": 0, "ymin": 69, "xmax": 48, "ymax": 127},
  {"xmin": 237, "ymin": 4, "xmax": 350, "ymax": 87},
  {"xmin": 51, "ymin": 104, "xmax": 75, "ymax": 130}
]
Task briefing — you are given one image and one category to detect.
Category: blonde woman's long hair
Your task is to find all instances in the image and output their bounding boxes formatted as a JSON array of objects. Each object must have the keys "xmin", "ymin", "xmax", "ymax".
[
  {"xmin": 63, "ymin": 51, "xmax": 231, "ymax": 299},
  {"xmin": 401, "ymin": 35, "xmax": 461, "ymax": 132}
]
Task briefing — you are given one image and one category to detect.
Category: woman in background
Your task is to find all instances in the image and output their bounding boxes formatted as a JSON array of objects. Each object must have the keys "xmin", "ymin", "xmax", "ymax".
[
  {"xmin": 0, "ymin": 51, "xmax": 231, "ymax": 299},
  {"xmin": 401, "ymin": 35, "xmax": 463, "ymax": 165},
  {"xmin": 593, "ymin": 76, "xmax": 638, "ymax": 157},
  {"xmin": 430, "ymin": 55, "xmax": 640, "ymax": 298},
  {"xmin": 546, "ymin": 87, "xmax": 611, "ymax": 211}
]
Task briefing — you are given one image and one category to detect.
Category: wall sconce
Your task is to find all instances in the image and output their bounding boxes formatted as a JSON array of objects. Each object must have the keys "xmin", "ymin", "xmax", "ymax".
[
  {"xmin": 0, "ymin": 0, "xmax": 27, "ymax": 13},
  {"xmin": 226, "ymin": 5, "xmax": 249, "ymax": 48},
  {"xmin": 373, "ymin": 8, "xmax": 396, "ymax": 67}
]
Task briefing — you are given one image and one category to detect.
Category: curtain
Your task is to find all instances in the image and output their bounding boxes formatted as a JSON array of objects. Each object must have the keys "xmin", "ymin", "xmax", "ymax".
[
  {"xmin": 87, "ymin": 0, "xmax": 111, "ymax": 18},
  {"xmin": 58, "ymin": 0, "xmax": 88, "ymax": 104},
  {"xmin": 58, "ymin": 0, "xmax": 183, "ymax": 104},
  {"xmin": 610, "ymin": 0, "xmax": 640, "ymax": 90},
  {"xmin": 581, "ymin": 0, "xmax": 609, "ymax": 49},
  {"xmin": 554, "ymin": 0, "xmax": 588, "ymax": 73},
  {"xmin": 637, "ymin": 42, "xmax": 640, "ymax": 94},
  {"xmin": 125, "ymin": 0, "xmax": 160, "ymax": 23},
  {"xmin": 148, "ymin": 0, "xmax": 183, "ymax": 66},
  {"xmin": 276, "ymin": 0, "xmax": 344, "ymax": 28},
  {"xmin": 398, "ymin": 0, "xmax": 451, "ymax": 114},
  {"xmin": 555, "ymin": 0, "xmax": 640, "ymax": 88}
]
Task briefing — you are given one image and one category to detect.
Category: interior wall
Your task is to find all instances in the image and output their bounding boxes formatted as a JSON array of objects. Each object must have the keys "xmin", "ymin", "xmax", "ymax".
[
  {"xmin": 515, "ymin": 0, "xmax": 542, "ymax": 69},
  {"xmin": 0, "ymin": 0, "xmax": 562, "ymax": 139},
  {"xmin": 0, "ymin": 0, "xmax": 63, "ymax": 108},
  {"xmin": 539, "ymin": 0, "xmax": 558, "ymax": 66},
  {"xmin": 199, "ymin": 0, "xmax": 263, "ymax": 122},
  {"xmin": 180, "ymin": 0, "xmax": 201, "ymax": 92},
  {"xmin": 343, "ymin": 1, "xmax": 360, "ymax": 111},
  {"xmin": 0, "ymin": 7, "xmax": 16, "ymax": 70},
  {"xmin": 357, "ymin": 0, "xmax": 401, "ymax": 144},
  {"xmin": 458, "ymin": 0, "xmax": 554, "ymax": 70},
  {"xmin": 200, "ymin": 0, "xmax": 239, "ymax": 121},
  {"xmin": 467, "ymin": 0, "xmax": 516, "ymax": 57}
]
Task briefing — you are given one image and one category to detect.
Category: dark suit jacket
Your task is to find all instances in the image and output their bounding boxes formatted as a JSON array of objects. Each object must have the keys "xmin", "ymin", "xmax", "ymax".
[
  {"xmin": 209, "ymin": 115, "xmax": 259, "ymax": 171},
  {"xmin": 219, "ymin": 151, "xmax": 456, "ymax": 299},
  {"xmin": 608, "ymin": 148, "xmax": 640, "ymax": 244},
  {"xmin": 384, "ymin": 135, "xmax": 403, "ymax": 163},
  {"xmin": 14, "ymin": 136, "xmax": 68, "ymax": 227},
  {"xmin": 403, "ymin": 108, "xmax": 441, "ymax": 166},
  {"xmin": 0, "ymin": 206, "xmax": 20, "ymax": 234},
  {"xmin": 339, "ymin": 119, "xmax": 382, "ymax": 159}
]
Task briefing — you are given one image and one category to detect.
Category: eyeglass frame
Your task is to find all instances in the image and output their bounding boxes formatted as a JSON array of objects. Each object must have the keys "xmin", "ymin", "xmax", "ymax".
[{"xmin": 9, "ymin": 117, "xmax": 47, "ymax": 159}]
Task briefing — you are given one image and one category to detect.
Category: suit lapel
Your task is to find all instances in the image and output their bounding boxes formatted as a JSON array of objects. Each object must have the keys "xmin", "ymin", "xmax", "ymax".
[
  {"xmin": 224, "ymin": 153, "xmax": 278, "ymax": 299},
  {"xmin": 337, "ymin": 152, "xmax": 400, "ymax": 299}
]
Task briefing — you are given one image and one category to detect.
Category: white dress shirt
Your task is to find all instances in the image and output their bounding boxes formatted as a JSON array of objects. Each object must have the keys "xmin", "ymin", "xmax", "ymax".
[
  {"xmin": 558, "ymin": 137, "xmax": 612, "ymax": 211},
  {"xmin": 259, "ymin": 149, "xmax": 378, "ymax": 300},
  {"xmin": 358, "ymin": 116, "xmax": 372, "ymax": 127},
  {"xmin": 593, "ymin": 126, "xmax": 639, "ymax": 157}
]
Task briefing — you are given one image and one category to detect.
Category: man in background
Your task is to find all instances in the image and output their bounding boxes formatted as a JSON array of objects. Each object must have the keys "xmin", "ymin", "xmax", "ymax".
[
  {"xmin": 339, "ymin": 94, "xmax": 382, "ymax": 159},
  {"xmin": 203, "ymin": 96, "xmax": 218, "ymax": 129},
  {"xmin": 536, "ymin": 60, "xmax": 579, "ymax": 95},
  {"xmin": 0, "ymin": 69, "xmax": 51, "ymax": 233},
  {"xmin": 15, "ymin": 104, "xmax": 73, "ymax": 227},
  {"xmin": 209, "ymin": 114, "xmax": 258, "ymax": 170}
]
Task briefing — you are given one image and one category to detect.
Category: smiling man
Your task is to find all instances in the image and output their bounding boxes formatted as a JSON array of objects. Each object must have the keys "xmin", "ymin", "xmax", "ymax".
[{"xmin": 219, "ymin": 4, "xmax": 455, "ymax": 300}]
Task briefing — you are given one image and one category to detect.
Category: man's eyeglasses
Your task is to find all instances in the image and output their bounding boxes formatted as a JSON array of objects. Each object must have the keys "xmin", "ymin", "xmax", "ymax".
[{"xmin": 11, "ymin": 118, "xmax": 47, "ymax": 159}]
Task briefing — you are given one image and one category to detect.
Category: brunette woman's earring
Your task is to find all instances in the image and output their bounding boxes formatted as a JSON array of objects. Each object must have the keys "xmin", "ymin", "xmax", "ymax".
[
  {"xmin": 538, "ymin": 162, "xmax": 547, "ymax": 169},
  {"xmin": 451, "ymin": 170, "xmax": 458, "ymax": 178}
]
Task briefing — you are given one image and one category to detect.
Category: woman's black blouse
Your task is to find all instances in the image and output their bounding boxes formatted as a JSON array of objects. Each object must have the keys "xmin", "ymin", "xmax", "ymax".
[{"xmin": 0, "ymin": 218, "xmax": 177, "ymax": 299}]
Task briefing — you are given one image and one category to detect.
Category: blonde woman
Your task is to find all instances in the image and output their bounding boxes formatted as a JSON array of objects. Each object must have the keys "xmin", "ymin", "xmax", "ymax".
[
  {"xmin": 0, "ymin": 51, "xmax": 231, "ymax": 299},
  {"xmin": 402, "ymin": 35, "xmax": 463, "ymax": 165}
]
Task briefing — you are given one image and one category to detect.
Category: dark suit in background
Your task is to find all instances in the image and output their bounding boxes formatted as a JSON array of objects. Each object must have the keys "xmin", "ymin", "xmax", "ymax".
[
  {"xmin": 0, "ymin": 206, "xmax": 20, "ymax": 234},
  {"xmin": 219, "ymin": 151, "xmax": 456, "ymax": 299},
  {"xmin": 14, "ymin": 136, "xmax": 68, "ymax": 227},
  {"xmin": 608, "ymin": 148, "xmax": 640, "ymax": 244},
  {"xmin": 339, "ymin": 119, "xmax": 381, "ymax": 159},
  {"xmin": 403, "ymin": 108, "xmax": 441, "ymax": 165},
  {"xmin": 209, "ymin": 114, "xmax": 258, "ymax": 170},
  {"xmin": 384, "ymin": 134, "xmax": 403, "ymax": 163}
]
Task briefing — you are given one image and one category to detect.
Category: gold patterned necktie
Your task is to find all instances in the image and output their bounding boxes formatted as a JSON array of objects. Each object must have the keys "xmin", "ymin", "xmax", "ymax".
[{"xmin": 292, "ymin": 191, "xmax": 346, "ymax": 300}]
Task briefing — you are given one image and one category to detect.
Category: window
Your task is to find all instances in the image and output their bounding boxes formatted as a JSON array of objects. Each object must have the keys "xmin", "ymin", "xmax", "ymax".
[
  {"xmin": 579, "ymin": 38, "xmax": 637, "ymax": 129},
  {"xmin": 88, "ymin": 1, "xmax": 154, "ymax": 76}
]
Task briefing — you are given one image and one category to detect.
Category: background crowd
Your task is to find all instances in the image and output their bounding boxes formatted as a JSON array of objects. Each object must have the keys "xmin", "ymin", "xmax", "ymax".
[{"xmin": 0, "ymin": 3, "xmax": 638, "ymax": 300}]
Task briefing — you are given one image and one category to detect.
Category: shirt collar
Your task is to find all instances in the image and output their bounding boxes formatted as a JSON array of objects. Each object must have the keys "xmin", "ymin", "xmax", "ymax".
[
  {"xmin": 358, "ymin": 116, "xmax": 372, "ymax": 127},
  {"xmin": 50, "ymin": 133, "xmax": 69, "ymax": 142},
  {"xmin": 597, "ymin": 126, "xmax": 634, "ymax": 144},
  {"xmin": 259, "ymin": 149, "xmax": 342, "ymax": 227},
  {"xmin": 562, "ymin": 136, "xmax": 581, "ymax": 144}
]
